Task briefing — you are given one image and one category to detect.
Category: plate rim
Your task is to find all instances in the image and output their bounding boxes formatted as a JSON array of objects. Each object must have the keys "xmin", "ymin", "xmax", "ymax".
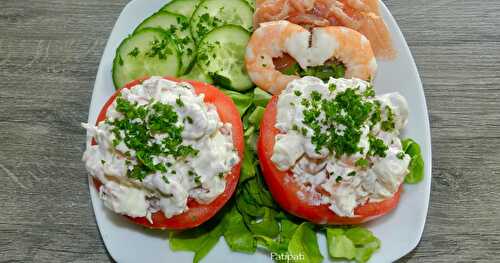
[{"xmin": 85, "ymin": 0, "xmax": 433, "ymax": 262}]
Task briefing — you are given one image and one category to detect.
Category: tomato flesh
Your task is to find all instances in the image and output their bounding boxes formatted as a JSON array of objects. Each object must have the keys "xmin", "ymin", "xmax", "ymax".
[
  {"xmin": 257, "ymin": 96, "xmax": 402, "ymax": 225},
  {"xmin": 91, "ymin": 77, "xmax": 244, "ymax": 230}
]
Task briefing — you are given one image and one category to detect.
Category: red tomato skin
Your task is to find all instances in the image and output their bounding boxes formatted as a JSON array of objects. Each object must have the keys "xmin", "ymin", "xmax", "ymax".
[
  {"xmin": 91, "ymin": 77, "xmax": 244, "ymax": 230},
  {"xmin": 257, "ymin": 96, "xmax": 402, "ymax": 225}
]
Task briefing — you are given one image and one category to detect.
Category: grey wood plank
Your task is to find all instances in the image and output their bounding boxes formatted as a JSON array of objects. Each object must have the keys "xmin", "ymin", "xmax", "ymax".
[{"xmin": 0, "ymin": 0, "xmax": 499, "ymax": 262}]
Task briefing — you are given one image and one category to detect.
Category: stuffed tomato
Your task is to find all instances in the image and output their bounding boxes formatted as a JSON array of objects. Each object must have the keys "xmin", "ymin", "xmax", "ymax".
[
  {"xmin": 83, "ymin": 76, "xmax": 244, "ymax": 229},
  {"xmin": 258, "ymin": 76, "xmax": 410, "ymax": 225}
]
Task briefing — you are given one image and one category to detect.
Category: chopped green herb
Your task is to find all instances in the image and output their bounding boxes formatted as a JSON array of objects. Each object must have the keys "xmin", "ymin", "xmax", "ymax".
[
  {"xmin": 116, "ymin": 54, "xmax": 124, "ymax": 66},
  {"xmin": 302, "ymin": 88, "xmax": 373, "ymax": 157},
  {"xmin": 355, "ymin": 158, "xmax": 369, "ymax": 168},
  {"xmin": 128, "ymin": 47, "xmax": 140, "ymax": 57},
  {"xmin": 368, "ymin": 134, "xmax": 388, "ymax": 157},
  {"xmin": 301, "ymin": 127, "xmax": 308, "ymax": 136},
  {"xmin": 146, "ymin": 38, "xmax": 173, "ymax": 60},
  {"xmin": 397, "ymin": 152, "xmax": 405, "ymax": 160},
  {"xmin": 348, "ymin": 171, "xmax": 357, "ymax": 177},
  {"xmin": 381, "ymin": 106, "xmax": 395, "ymax": 131},
  {"xmin": 294, "ymin": 90, "xmax": 302, "ymax": 96},
  {"xmin": 109, "ymin": 97, "xmax": 198, "ymax": 181},
  {"xmin": 328, "ymin": 83, "xmax": 337, "ymax": 92},
  {"xmin": 176, "ymin": 96, "xmax": 184, "ymax": 107},
  {"xmin": 194, "ymin": 175, "xmax": 201, "ymax": 185},
  {"xmin": 363, "ymin": 85, "xmax": 375, "ymax": 98},
  {"xmin": 310, "ymin": 91, "xmax": 322, "ymax": 101},
  {"xmin": 162, "ymin": 176, "xmax": 170, "ymax": 184},
  {"xmin": 370, "ymin": 100, "xmax": 382, "ymax": 128}
]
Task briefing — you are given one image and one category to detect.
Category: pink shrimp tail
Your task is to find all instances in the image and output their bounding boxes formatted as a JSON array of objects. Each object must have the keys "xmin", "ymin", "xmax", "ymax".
[{"xmin": 357, "ymin": 12, "xmax": 396, "ymax": 59}]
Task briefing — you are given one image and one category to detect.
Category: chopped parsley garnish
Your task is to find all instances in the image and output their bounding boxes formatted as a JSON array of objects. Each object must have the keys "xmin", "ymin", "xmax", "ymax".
[
  {"xmin": 146, "ymin": 38, "xmax": 173, "ymax": 60},
  {"xmin": 355, "ymin": 158, "xmax": 369, "ymax": 168},
  {"xmin": 116, "ymin": 54, "xmax": 124, "ymax": 66},
  {"xmin": 370, "ymin": 100, "xmax": 382, "ymax": 128},
  {"xmin": 294, "ymin": 90, "xmax": 302, "ymax": 96},
  {"xmin": 292, "ymin": 84, "xmax": 392, "ymax": 161},
  {"xmin": 176, "ymin": 96, "xmax": 184, "ymax": 107},
  {"xmin": 194, "ymin": 175, "xmax": 201, "ymax": 185},
  {"xmin": 335, "ymin": 176, "xmax": 342, "ymax": 183},
  {"xmin": 381, "ymin": 106, "xmax": 396, "ymax": 131},
  {"xmin": 328, "ymin": 83, "xmax": 336, "ymax": 92},
  {"xmin": 301, "ymin": 127, "xmax": 308, "ymax": 136},
  {"xmin": 397, "ymin": 152, "xmax": 406, "ymax": 160},
  {"xmin": 162, "ymin": 176, "xmax": 170, "ymax": 184},
  {"xmin": 128, "ymin": 47, "xmax": 140, "ymax": 57},
  {"xmin": 368, "ymin": 134, "xmax": 388, "ymax": 157},
  {"xmin": 109, "ymin": 96, "xmax": 198, "ymax": 181},
  {"xmin": 196, "ymin": 13, "xmax": 223, "ymax": 38},
  {"xmin": 347, "ymin": 171, "xmax": 357, "ymax": 177},
  {"xmin": 302, "ymin": 88, "xmax": 373, "ymax": 156},
  {"xmin": 363, "ymin": 85, "xmax": 375, "ymax": 98}
]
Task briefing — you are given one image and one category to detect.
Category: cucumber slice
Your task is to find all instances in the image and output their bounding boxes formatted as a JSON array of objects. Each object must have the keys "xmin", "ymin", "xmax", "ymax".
[
  {"xmin": 190, "ymin": 0, "xmax": 253, "ymax": 41},
  {"xmin": 197, "ymin": 25, "xmax": 253, "ymax": 91},
  {"xmin": 180, "ymin": 64, "xmax": 213, "ymax": 84},
  {"xmin": 135, "ymin": 11, "xmax": 196, "ymax": 74},
  {"xmin": 162, "ymin": 0, "xmax": 200, "ymax": 17},
  {"xmin": 112, "ymin": 28, "xmax": 180, "ymax": 89}
]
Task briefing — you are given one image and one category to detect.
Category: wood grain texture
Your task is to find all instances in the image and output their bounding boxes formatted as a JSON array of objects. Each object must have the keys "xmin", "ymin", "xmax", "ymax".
[{"xmin": 0, "ymin": 0, "xmax": 499, "ymax": 262}]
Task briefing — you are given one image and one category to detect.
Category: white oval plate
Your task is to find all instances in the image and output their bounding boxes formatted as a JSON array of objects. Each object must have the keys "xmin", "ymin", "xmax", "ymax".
[{"xmin": 85, "ymin": 0, "xmax": 432, "ymax": 262}]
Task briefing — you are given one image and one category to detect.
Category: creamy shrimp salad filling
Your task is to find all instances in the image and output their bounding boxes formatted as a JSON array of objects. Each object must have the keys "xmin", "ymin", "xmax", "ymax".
[
  {"xmin": 82, "ymin": 77, "xmax": 239, "ymax": 221},
  {"xmin": 272, "ymin": 77, "xmax": 411, "ymax": 217}
]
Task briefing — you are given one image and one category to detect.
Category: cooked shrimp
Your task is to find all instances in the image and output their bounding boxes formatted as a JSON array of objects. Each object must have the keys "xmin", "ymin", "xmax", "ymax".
[
  {"xmin": 335, "ymin": 0, "xmax": 395, "ymax": 59},
  {"xmin": 245, "ymin": 20, "xmax": 377, "ymax": 94},
  {"xmin": 253, "ymin": 0, "xmax": 316, "ymax": 28},
  {"xmin": 245, "ymin": 21, "xmax": 306, "ymax": 94},
  {"xmin": 341, "ymin": 0, "xmax": 379, "ymax": 14},
  {"xmin": 312, "ymin": 25, "xmax": 377, "ymax": 82},
  {"xmin": 254, "ymin": 0, "xmax": 395, "ymax": 59}
]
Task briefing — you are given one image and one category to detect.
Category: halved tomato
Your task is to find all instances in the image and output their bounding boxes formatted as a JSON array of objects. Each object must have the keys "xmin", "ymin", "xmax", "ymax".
[
  {"xmin": 91, "ymin": 77, "xmax": 244, "ymax": 230},
  {"xmin": 257, "ymin": 96, "xmax": 402, "ymax": 225}
]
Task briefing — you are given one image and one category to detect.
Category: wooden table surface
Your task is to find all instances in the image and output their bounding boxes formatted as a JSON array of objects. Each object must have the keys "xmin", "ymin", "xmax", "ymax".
[{"xmin": 1, "ymin": 0, "xmax": 499, "ymax": 262}]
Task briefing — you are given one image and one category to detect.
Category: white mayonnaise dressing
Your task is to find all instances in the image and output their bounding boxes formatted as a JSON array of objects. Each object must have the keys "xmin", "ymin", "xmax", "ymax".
[
  {"xmin": 82, "ymin": 77, "xmax": 239, "ymax": 220},
  {"xmin": 272, "ymin": 77, "xmax": 411, "ymax": 217}
]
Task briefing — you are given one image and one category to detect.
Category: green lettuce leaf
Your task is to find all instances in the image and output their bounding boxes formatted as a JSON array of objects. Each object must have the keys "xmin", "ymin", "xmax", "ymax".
[
  {"xmin": 253, "ymin": 87, "xmax": 272, "ymax": 107},
  {"xmin": 248, "ymin": 106, "xmax": 265, "ymax": 126},
  {"xmin": 239, "ymin": 145, "xmax": 257, "ymax": 184},
  {"xmin": 402, "ymin": 138, "xmax": 425, "ymax": 184},
  {"xmin": 169, "ymin": 217, "xmax": 225, "ymax": 263},
  {"xmin": 221, "ymin": 89, "xmax": 253, "ymax": 116},
  {"xmin": 223, "ymin": 205, "xmax": 257, "ymax": 253},
  {"xmin": 287, "ymin": 223, "xmax": 323, "ymax": 263},
  {"xmin": 326, "ymin": 228, "xmax": 356, "ymax": 259},
  {"xmin": 325, "ymin": 226, "xmax": 380, "ymax": 263},
  {"xmin": 245, "ymin": 207, "xmax": 280, "ymax": 237}
]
